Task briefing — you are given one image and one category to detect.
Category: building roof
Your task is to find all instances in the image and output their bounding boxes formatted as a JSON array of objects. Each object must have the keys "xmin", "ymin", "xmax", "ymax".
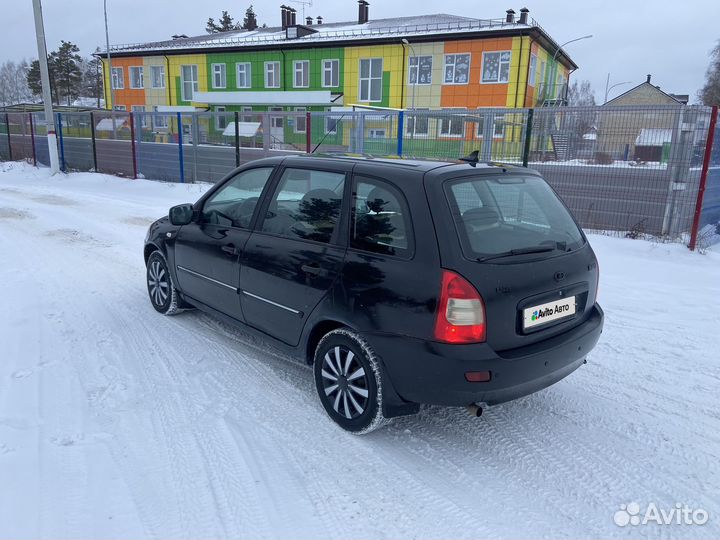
[
  {"xmin": 635, "ymin": 129, "xmax": 672, "ymax": 146},
  {"xmin": 604, "ymin": 76, "xmax": 685, "ymax": 106},
  {"xmin": 104, "ymin": 12, "xmax": 578, "ymax": 69}
]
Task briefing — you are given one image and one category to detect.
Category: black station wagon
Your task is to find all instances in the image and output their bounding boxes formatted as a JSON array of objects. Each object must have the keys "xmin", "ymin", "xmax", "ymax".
[{"xmin": 144, "ymin": 155, "xmax": 604, "ymax": 433}]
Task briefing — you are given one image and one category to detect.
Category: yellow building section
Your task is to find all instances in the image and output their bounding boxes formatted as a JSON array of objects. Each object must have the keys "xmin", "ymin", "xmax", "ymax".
[
  {"xmin": 343, "ymin": 44, "xmax": 404, "ymax": 108},
  {"xmin": 143, "ymin": 56, "xmax": 169, "ymax": 109},
  {"xmin": 505, "ymin": 36, "xmax": 531, "ymax": 108},
  {"xmin": 401, "ymin": 41, "xmax": 444, "ymax": 109},
  {"xmin": 166, "ymin": 54, "xmax": 209, "ymax": 106}
]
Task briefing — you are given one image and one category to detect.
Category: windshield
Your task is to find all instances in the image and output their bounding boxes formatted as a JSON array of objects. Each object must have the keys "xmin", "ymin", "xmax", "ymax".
[{"xmin": 444, "ymin": 175, "xmax": 585, "ymax": 259}]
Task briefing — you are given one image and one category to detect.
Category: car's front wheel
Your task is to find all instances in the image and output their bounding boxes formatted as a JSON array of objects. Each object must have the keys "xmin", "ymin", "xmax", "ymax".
[
  {"xmin": 146, "ymin": 251, "xmax": 179, "ymax": 315},
  {"xmin": 313, "ymin": 328, "xmax": 388, "ymax": 434}
]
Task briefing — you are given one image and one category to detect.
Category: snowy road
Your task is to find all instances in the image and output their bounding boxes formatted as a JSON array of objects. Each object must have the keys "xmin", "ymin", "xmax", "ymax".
[{"xmin": 0, "ymin": 162, "xmax": 718, "ymax": 539}]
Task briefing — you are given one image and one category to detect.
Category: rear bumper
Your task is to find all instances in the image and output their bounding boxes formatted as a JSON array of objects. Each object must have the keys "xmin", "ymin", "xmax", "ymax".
[{"xmin": 367, "ymin": 304, "xmax": 604, "ymax": 407}]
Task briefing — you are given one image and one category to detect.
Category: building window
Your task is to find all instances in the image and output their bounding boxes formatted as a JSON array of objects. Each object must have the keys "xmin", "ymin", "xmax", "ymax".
[
  {"xmin": 325, "ymin": 108, "xmax": 337, "ymax": 134},
  {"xmin": 132, "ymin": 105, "xmax": 147, "ymax": 127},
  {"xmin": 180, "ymin": 65, "xmax": 198, "ymax": 102},
  {"xmin": 482, "ymin": 51, "xmax": 511, "ymax": 83},
  {"xmin": 113, "ymin": 105, "xmax": 126, "ymax": 111},
  {"xmin": 215, "ymin": 106, "xmax": 227, "ymax": 130},
  {"xmin": 368, "ymin": 128, "xmax": 386, "ymax": 139},
  {"xmin": 129, "ymin": 66, "xmax": 144, "ymax": 89},
  {"xmin": 408, "ymin": 56, "xmax": 432, "ymax": 85},
  {"xmin": 293, "ymin": 60, "xmax": 309, "ymax": 88},
  {"xmin": 359, "ymin": 58, "xmax": 382, "ymax": 102},
  {"xmin": 494, "ymin": 115, "xmax": 505, "ymax": 138},
  {"xmin": 152, "ymin": 106, "xmax": 168, "ymax": 129},
  {"xmin": 150, "ymin": 66, "xmax": 165, "ymax": 89},
  {"xmin": 265, "ymin": 61, "xmax": 280, "ymax": 88},
  {"xmin": 294, "ymin": 107, "xmax": 306, "ymax": 133},
  {"xmin": 242, "ymin": 106, "xmax": 253, "ymax": 122},
  {"xmin": 556, "ymin": 73, "xmax": 565, "ymax": 98},
  {"xmin": 111, "ymin": 67, "xmax": 124, "ymax": 89},
  {"xmin": 528, "ymin": 54, "xmax": 537, "ymax": 87},
  {"xmin": 322, "ymin": 59, "xmax": 339, "ymax": 87},
  {"xmin": 406, "ymin": 109, "xmax": 429, "ymax": 136},
  {"xmin": 443, "ymin": 54, "xmax": 470, "ymax": 84},
  {"xmin": 212, "ymin": 63, "xmax": 226, "ymax": 89},
  {"xmin": 439, "ymin": 112, "xmax": 464, "ymax": 137},
  {"xmin": 236, "ymin": 63, "xmax": 251, "ymax": 88}
]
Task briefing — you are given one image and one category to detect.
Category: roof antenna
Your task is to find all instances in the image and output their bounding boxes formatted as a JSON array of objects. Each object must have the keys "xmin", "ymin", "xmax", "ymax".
[{"xmin": 459, "ymin": 150, "xmax": 480, "ymax": 167}]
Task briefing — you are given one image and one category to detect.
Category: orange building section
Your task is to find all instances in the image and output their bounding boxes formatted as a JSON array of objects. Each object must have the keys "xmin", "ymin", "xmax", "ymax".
[
  {"xmin": 104, "ymin": 57, "xmax": 146, "ymax": 111},
  {"xmin": 441, "ymin": 38, "xmax": 515, "ymax": 109}
]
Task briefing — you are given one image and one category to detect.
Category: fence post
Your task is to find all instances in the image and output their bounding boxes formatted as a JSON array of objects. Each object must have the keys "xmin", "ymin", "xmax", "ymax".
[
  {"xmin": 397, "ymin": 110, "xmax": 404, "ymax": 156},
  {"xmin": 234, "ymin": 111, "xmax": 240, "ymax": 167},
  {"xmin": 5, "ymin": 113, "xmax": 12, "ymax": 161},
  {"xmin": 29, "ymin": 113, "xmax": 37, "ymax": 166},
  {"xmin": 129, "ymin": 112, "xmax": 138, "ymax": 179},
  {"xmin": 56, "ymin": 112, "xmax": 66, "ymax": 172},
  {"xmin": 89, "ymin": 111, "xmax": 98, "ymax": 172},
  {"xmin": 177, "ymin": 112, "xmax": 185, "ymax": 183},
  {"xmin": 306, "ymin": 111, "xmax": 312, "ymax": 153},
  {"xmin": 522, "ymin": 108, "xmax": 534, "ymax": 167},
  {"xmin": 689, "ymin": 105, "xmax": 718, "ymax": 251}
]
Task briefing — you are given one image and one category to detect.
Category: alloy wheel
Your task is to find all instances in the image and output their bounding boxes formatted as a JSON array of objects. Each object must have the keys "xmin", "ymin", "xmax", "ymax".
[
  {"xmin": 147, "ymin": 259, "xmax": 169, "ymax": 307},
  {"xmin": 320, "ymin": 345, "xmax": 370, "ymax": 419}
]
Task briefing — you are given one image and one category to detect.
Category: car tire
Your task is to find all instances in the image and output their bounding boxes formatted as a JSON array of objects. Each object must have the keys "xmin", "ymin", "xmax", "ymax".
[
  {"xmin": 146, "ymin": 251, "xmax": 180, "ymax": 315},
  {"xmin": 313, "ymin": 328, "xmax": 388, "ymax": 434}
]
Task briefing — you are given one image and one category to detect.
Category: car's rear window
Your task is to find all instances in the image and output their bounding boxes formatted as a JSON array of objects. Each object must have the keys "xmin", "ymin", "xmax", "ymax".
[{"xmin": 445, "ymin": 175, "xmax": 585, "ymax": 259}]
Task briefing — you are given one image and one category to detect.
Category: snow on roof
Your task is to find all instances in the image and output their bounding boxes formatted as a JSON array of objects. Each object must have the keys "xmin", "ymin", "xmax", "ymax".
[
  {"xmin": 222, "ymin": 122, "xmax": 261, "ymax": 137},
  {"xmin": 108, "ymin": 14, "xmax": 536, "ymax": 55},
  {"xmin": 635, "ymin": 129, "xmax": 672, "ymax": 146}
]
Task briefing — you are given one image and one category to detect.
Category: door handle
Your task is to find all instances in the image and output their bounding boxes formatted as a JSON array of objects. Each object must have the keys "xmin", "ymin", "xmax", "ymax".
[
  {"xmin": 301, "ymin": 263, "xmax": 324, "ymax": 276},
  {"xmin": 221, "ymin": 244, "xmax": 239, "ymax": 255}
]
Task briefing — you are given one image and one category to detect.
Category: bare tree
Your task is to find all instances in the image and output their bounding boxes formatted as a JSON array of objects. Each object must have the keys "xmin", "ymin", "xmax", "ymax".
[
  {"xmin": 0, "ymin": 60, "xmax": 34, "ymax": 106},
  {"xmin": 567, "ymin": 80, "xmax": 596, "ymax": 106},
  {"xmin": 699, "ymin": 40, "xmax": 720, "ymax": 107}
]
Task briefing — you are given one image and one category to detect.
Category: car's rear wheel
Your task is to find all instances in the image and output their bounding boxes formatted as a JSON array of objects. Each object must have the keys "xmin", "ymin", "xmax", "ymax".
[
  {"xmin": 146, "ymin": 251, "xmax": 179, "ymax": 315},
  {"xmin": 313, "ymin": 328, "xmax": 387, "ymax": 434}
]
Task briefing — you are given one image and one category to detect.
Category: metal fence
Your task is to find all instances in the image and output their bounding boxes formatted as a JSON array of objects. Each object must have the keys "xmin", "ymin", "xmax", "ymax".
[{"xmin": 1, "ymin": 105, "xmax": 718, "ymax": 248}]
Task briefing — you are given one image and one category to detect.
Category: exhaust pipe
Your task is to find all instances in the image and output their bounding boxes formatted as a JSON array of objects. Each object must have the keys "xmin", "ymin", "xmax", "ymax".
[{"xmin": 466, "ymin": 404, "xmax": 483, "ymax": 417}]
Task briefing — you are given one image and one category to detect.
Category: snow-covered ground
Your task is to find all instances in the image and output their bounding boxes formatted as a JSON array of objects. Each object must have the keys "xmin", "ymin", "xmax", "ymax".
[{"xmin": 0, "ymin": 162, "xmax": 718, "ymax": 539}]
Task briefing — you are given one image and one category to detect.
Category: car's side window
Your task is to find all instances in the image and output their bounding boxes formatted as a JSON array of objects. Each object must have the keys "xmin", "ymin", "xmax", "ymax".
[
  {"xmin": 260, "ymin": 168, "xmax": 346, "ymax": 244},
  {"xmin": 201, "ymin": 167, "xmax": 274, "ymax": 228},
  {"xmin": 351, "ymin": 176, "xmax": 414, "ymax": 258}
]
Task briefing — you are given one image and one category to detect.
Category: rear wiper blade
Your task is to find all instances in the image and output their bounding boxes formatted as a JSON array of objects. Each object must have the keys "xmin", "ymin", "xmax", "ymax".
[{"xmin": 477, "ymin": 245, "xmax": 555, "ymax": 262}]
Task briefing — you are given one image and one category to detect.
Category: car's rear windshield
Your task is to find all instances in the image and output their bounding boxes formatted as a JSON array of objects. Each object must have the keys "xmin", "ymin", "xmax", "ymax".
[{"xmin": 444, "ymin": 174, "xmax": 585, "ymax": 259}]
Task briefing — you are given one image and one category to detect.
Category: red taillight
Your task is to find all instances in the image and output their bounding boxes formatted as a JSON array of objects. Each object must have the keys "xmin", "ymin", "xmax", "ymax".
[{"xmin": 433, "ymin": 269, "xmax": 486, "ymax": 344}]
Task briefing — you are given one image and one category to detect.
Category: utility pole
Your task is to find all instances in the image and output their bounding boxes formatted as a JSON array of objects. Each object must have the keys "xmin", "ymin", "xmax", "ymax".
[
  {"xmin": 104, "ymin": 0, "xmax": 116, "ymax": 110},
  {"xmin": 32, "ymin": 0, "xmax": 60, "ymax": 175}
]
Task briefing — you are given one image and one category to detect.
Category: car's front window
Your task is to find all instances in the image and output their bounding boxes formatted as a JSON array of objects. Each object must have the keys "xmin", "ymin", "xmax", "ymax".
[
  {"xmin": 445, "ymin": 175, "xmax": 585, "ymax": 259},
  {"xmin": 202, "ymin": 167, "xmax": 274, "ymax": 228}
]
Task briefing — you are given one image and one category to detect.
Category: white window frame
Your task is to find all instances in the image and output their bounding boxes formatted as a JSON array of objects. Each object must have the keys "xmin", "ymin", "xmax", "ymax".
[
  {"xmin": 152, "ymin": 105, "xmax": 168, "ymax": 129},
  {"xmin": 215, "ymin": 106, "xmax": 226, "ymax": 130},
  {"xmin": 131, "ymin": 105, "xmax": 147, "ymax": 127},
  {"xmin": 358, "ymin": 58, "xmax": 383, "ymax": 102},
  {"xmin": 180, "ymin": 64, "xmax": 199, "ymax": 102},
  {"xmin": 408, "ymin": 55, "xmax": 433, "ymax": 85},
  {"xmin": 293, "ymin": 60, "xmax": 309, "ymax": 88},
  {"xmin": 150, "ymin": 65, "xmax": 165, "ymax": 89},
  {"xmin": 211, "ymin": 63, "xmax": 226, "ymax": 89},
  {"xmin": 438, "ymin": 109, "xmax": 465, "ymax": 138},
  {"xmin": 129, "ymin": 66, "xmax": 144, "ymax": 89},
  {"xmin": 241, "ymin": 106, "xmax": 253, "ymax": 122},
  {"xmin": 322, "ymin": 59, "xmax": 339, "ymax": 88},
  {"xmin": 294, "ymin": 107, "xmax": 307, "ymax": 134},
  {"xmin": 481, "ymin": 51, "xmax": 512, "ymax": 84},
  {"xmin": 528, "ymin": 54, "xmax": 537, "ymax": 87},
  {"xmin": 265, "ymin": 61, "xmax": 280, "ymax": 88},
  {"xmin": 368, "ymin": 128, "xmax": 386, "ymax": 139},
  {"xmin": 493, "ymin": 116, "xmax": 506, "ymax": 138},
  {"xmin": 111, "ymin": 67, "xmax": 124, "ymax": 90},
  {"xmin": 236, "ymin": 62, "xmax": 251, "ymax": 89},
  {"xmin": 324, "ymin": 108, "xmax": 337, "ymax": 134},
  {"xmin": 443, "ymin": 53, "xmax": 471, "ymax": 85},
  {"xmin": 406, "ymin": 108, "xmax": 429, "ymax": 137}
]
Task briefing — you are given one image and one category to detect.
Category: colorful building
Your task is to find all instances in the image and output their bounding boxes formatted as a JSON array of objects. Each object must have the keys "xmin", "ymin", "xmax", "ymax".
[{"xmin": 99, "ymin": 3, "xmax": 576, "ymax": 148}]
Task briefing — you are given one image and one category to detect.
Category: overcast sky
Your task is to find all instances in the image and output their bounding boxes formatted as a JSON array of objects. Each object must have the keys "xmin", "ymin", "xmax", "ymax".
[{"xmin": 2, "ymin": 0, "xmax": 717, "ymax": 103}]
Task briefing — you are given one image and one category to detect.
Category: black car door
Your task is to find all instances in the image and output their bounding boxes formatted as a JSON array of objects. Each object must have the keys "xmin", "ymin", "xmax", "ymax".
[
  {"xmin": 239, "ymin": 164, "xmax": 351, "ymax": 346},
  {"xmin": 173, "ymin": 166, "xmax": 276, "ymax": 320}
]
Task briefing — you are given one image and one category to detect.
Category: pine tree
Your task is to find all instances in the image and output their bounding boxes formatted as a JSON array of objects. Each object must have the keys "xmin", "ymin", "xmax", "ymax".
[
  {"xmin": 50, "ymin": 41, "xmax": 83, "ymax": 106},
  {"xmin": 206, "ymin": 10, "xmax": 239, "ymax": 33},
  {"xmin": 243, "ymin": 5, "xmax": 258, "ymax": 30},
  {"xmin": 27, "ymin": 57, "xmax": 58, "ymax": 104},
  {"xmin": 699, "ymin": 40, "xmax": 720, "ymax": 106}
]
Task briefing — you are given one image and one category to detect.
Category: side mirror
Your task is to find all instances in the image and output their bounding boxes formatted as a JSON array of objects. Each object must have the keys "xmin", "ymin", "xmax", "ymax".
[{"xmin": 169, "ymin": 203, "xmax": 194, "ymax": 225}]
